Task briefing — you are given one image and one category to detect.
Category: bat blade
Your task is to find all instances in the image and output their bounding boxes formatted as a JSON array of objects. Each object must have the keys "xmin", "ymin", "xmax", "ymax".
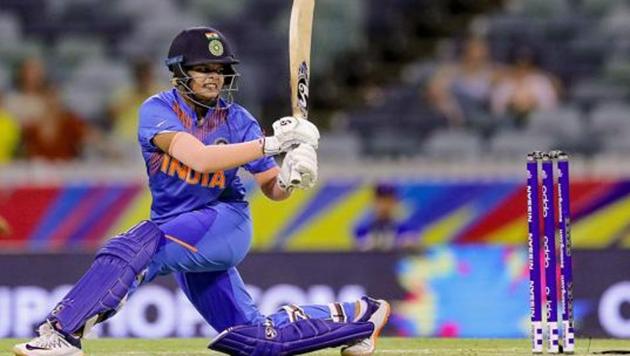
[{"xmin": 289, "ymin": 0, "xmax": 315, "ymax": 120}]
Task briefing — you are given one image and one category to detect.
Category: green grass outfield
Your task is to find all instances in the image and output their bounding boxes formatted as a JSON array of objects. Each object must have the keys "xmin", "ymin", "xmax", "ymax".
[{"xmin": 3, "ymin": 338, "xmax": 630, "ymax": 355}]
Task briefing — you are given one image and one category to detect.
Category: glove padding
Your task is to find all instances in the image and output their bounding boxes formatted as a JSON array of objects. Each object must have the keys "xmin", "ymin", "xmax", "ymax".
[
  {"xmin": 278, "ymin": 144, "xmax": 318, "ymax": 191},
  {"xmin": 263, "ymin": 116, "xmax": 319, "ymax": 156}
]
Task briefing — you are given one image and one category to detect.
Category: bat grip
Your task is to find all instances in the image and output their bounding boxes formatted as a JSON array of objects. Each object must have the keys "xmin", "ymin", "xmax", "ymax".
[{"xmin": 289, "ymin": 166, "xmax": 302, "ymax": 185}]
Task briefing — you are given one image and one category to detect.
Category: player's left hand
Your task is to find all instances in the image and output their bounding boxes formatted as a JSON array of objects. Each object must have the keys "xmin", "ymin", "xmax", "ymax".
[{"xmin": 278, "ymin": 144, "xmax": 318, "ymax": 191}]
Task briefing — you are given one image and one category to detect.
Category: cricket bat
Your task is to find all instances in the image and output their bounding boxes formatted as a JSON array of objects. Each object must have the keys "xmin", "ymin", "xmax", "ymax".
[{"xmin": 288, "ymin": 0, "xmax": 315, "ymax": 184}]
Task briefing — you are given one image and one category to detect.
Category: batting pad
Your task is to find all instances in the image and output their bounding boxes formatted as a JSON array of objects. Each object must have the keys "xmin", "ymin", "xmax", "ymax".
[
  {"xmin": 208, "ymin": 318, "xmax": 374, "ymax": 356},
  {"xmin": 49, "ymin": 220, "xmax": 163, "ymax": 333}
]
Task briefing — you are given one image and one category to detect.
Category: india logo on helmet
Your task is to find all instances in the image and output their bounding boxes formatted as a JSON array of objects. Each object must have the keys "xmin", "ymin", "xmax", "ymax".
[{"xmin": 205, "ymin": 32, "xmax": 224, "ymax": 56}]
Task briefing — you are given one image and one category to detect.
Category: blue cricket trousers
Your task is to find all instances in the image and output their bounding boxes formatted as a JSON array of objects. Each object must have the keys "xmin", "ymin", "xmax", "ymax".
[{"xmin": 142, "ymin": 201, "xmax": 355, "ymax": 332}]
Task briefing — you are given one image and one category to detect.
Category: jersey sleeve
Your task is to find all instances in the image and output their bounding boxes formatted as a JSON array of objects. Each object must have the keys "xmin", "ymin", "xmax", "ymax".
[
  {"xmin": 240, "ymin": 116, "xmax": 277, "ymax": 174},
  {"xmin": 138, "ymin": 98, "xmax": 185, "ymax": 152}
]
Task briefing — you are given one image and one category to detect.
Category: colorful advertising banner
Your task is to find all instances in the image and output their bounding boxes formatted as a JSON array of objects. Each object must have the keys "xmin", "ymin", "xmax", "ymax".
[
  {"xmin": 2, "ymin": 178, "xmax": 630, "ymax": 251},
  {"xmin": 0, "ymin": 247, "xmax": 624, "ymax": 338}
]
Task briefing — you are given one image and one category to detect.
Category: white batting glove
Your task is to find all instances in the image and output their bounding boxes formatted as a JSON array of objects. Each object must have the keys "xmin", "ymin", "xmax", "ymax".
[
  {"xmin": 263, "ymin": 116, "xmax": 319, "ymax": 156},
  {"xmin": 278, "ymin": 144, "xmax": 318, "ymax": 191}
]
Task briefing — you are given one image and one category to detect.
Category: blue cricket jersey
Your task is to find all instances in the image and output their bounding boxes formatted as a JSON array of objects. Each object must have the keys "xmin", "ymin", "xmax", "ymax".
[{"xmin": 137, "ymin": 89, "xmax": 276, "ymax": 223}]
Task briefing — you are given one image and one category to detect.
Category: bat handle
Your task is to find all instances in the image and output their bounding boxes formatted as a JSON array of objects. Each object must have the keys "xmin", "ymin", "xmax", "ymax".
[{"xmin": 289, "ymin": 166, "xmax": 302, "ymax": 185}]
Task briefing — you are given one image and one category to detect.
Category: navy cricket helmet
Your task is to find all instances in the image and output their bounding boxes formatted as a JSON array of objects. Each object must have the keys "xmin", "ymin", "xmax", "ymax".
[
  {"xmin": 166, "ymin": 26, "xmax": 240, "ymax": 109},
  {"xmin": 166, "ymin": 26, "xmax": 239, "ymax": 71}
]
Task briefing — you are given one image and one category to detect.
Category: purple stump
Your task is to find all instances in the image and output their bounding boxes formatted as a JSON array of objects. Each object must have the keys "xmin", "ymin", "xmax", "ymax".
[
  {"xmin": 542, "ymin": 153, "xmax": 559, "ymax": 353},
  {"xmin": 527, "ymin": 152, "xmax": 543, "ymax": 353},
  {"xmin": 556, "ymin": 151, "xmax": 575, "ymax": 353}
]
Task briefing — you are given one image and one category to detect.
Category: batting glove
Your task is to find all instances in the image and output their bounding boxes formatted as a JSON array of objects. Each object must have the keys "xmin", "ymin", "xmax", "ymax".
[
  {"xmin": 263, "ymin": 116, "xmax": 319, "ymax": 156},
  {"xmin": 278, "ymin": 144, "xmax": 318, "ymax": 191}
]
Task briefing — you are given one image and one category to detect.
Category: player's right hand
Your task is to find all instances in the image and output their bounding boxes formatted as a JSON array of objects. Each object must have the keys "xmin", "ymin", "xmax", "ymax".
[
  {"xmin": 278, "ymin": 144, "xmax": 318, "ymax": 191},
  {"xmin": 263, "ymin": 116, "xmax": 319, "ymax": 156}
]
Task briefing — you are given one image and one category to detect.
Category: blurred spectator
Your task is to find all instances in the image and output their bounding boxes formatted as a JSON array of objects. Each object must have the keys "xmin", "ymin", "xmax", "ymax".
[
  {"xmin": 107, "ymin": 58, "xmax": 164, "ymax": 159},
  {"xmin": 490, "ymin": 44, "xmax": 560, "ymax": 129},
  {"xmin": 353, "ymin": 182, "xmax": 412, "ymax": 251},
  {"xmin": 0, "ymin": 215, "xmax": 11, "ymax": 236},
  {"xmin": 427, "ymin": 37, "xmax": 501, "ymax": 130},
  {"xmin": 22, "ymin": 85, "xmax": 88, "ymax": 161},
  {"xmin": 5, "ymin": 56, "xmax": 48, "ymax": 128},
  {"xmin": 0, "ymin": 92, "xmax": 21, "ymax": 163}
]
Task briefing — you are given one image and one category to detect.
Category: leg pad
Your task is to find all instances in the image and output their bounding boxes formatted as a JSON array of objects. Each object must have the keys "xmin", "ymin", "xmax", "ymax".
[
  {"xmin": 208, "ymin": 319, "xmax": 374, "ymax": 356},
  {"xmin": 49, "ymin": 221, "xmax": 163, "ymax": 333}
]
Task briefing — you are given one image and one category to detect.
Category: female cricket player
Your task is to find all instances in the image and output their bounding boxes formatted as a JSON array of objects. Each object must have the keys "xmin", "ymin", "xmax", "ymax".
[{"xmin": 14, "ymin": 27, "xmax": 389, "ymax": 356}]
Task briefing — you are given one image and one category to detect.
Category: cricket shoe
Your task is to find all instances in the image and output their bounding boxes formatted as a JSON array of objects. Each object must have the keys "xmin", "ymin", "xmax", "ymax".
[
  {"xmin": 13, "ymin": 321, "xmax": 83, "ymax": 356},
  {"xmin": 341, "ymin": 297, "xmax": 391, "ymax": 356}
]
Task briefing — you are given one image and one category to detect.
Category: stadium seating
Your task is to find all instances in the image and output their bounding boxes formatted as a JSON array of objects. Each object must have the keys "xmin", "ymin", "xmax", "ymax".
[{"xmin": 0, "ymin": 0, "xmax": 628, "ymax": 161}]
